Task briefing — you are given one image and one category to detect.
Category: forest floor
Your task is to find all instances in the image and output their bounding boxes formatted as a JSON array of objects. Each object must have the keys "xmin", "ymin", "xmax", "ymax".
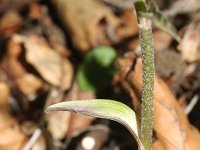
[{"xmin": 0, "ymin": 0, "xmax": 200, "ymax": 150}]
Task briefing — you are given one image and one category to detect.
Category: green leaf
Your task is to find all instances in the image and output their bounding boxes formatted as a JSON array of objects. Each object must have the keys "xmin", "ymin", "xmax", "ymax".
[
  {"xmin": 134, "ymin": 0, "xmax": 147, "ymax": 14},
  {"xmin": 77, "ymin": 46, "xmax": 117, "ymax": 92},
  {"xmin": 148, "ymin": 1, "xmax": 181, "ymax": 42},
  {"xmin": 45, "ymin": 99, "xmax": 144, "ymax": 150}
]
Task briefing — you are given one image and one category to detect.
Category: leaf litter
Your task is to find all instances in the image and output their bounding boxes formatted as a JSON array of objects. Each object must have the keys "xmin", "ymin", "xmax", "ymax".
[{"xmin": 0, "ymin": 0, "xmax": 200, "ymax": 150}]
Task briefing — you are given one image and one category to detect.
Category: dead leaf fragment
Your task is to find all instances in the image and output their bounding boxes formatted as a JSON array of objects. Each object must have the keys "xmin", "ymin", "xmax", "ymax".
[
  {"xmin": 0, "ymin": 82, "xmax": 10, "ymax": 109},
  {"xmin": 178, "ymin": 15, "xmax": 200, "ymax": 62},
  {"xmin": 2, "ymin": 37, "xmax": 26, "ymax": 78},
  {"xmin": 14, "ymin": 35, "xmax": 73, "ymax": 90},
  {"xmin": 16, "ymin": 73, "xmax": 43, "ymax": 96},
  {"xmin": 52, "ymin": 0, "xmax": 120, "ymax": 51},
  {"xmin": 165, "ymin": 0, "xmax": 200, "ymax": 16},
  {"xmin": 2, "ymin": 37, "xmax": 45, "ymax": 97},
  {"xmin": 116, "ymin": 10, "xmax": 138, "ymax": 39},
  {"xmin": 47, "ymin": 111, "xmax": 71, "ymax": 140},
  {"xmin": 0, "ymin": 82, "xmax": 26, "ymax": 150},
  {"xmin": 32, "ymin": 134, "xmax": 46, "ymax": 150},
  {"xmin": 0, "ymin": 10, "xmax": 22, "ymax": 35},
  {"xmin": 153, "ymin": 30, "xmax": 172, "ymax": 51}
]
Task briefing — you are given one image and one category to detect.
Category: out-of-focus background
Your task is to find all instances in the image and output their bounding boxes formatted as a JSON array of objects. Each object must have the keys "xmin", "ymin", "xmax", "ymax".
[{"xmin": 0, "ymin": 0, "xmax": 200, "ymax": 149}]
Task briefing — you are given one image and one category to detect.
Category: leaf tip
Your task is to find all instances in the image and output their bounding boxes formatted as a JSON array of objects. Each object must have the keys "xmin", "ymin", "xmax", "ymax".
[
  {"xmin": 44, "ymin": 106, "xmax": 52, "ymax": 113},
  {"xmin": 44, "ymin": 104, "xmax": 60, "ymax": 113}
]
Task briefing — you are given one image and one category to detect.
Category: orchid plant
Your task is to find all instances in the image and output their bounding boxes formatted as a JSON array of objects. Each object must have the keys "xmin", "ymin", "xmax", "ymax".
[{"xmin": 45, "ymin": 0, "xmax": 179, "ymax": 149}]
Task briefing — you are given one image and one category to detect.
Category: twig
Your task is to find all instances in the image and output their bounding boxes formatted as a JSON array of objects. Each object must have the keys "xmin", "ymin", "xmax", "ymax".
[
  {"xmin": 184, "ymin": 95, "xmax": 198, "ymax": 115},
  {"xmin": 23, "ymin": 128, "xmax": 42, "ymax": 150}
]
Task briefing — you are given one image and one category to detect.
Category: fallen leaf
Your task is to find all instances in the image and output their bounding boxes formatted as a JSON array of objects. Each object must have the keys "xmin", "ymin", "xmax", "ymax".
[
  {"xmin": 52, "ymin": 0, "xmax": 120, "ymax": 51},
  {"xmin": 47, "ymin": 111, "xmax": 71, "ymax": 140},
  {"xmin": 2, "ymin": 37, "xmax": 45, "ymax": 97},
  {"xmin": 0, "ymin": 0, "xmax": 36, "ymax": 14},
  {"xmin": 28, "ymin": 2, "xmax": 43, "ymax": 21},
  {"xmin": 152, "ymin": 30, "xmax": 173, "ymax": 51},
  {"xmin": 13, "ymin": 35, "xmax": 73, "ymax": 90},
  {"xmin": 32, "ymin": 134, "xmax": 46, "ymax": 150},
  {"xmin": 32, "ymin": 3, "xmax": 71, "ymax": 57},
  {"xmin": 177, "ymin": 14, "xmax": 200, "ymax": 62},
  {"xmin": 2, "ymin": 37, "xmax": 26, "ymax": 78},
  {"xmin": 0, "ymin": 82, "xmax": 27, "ymax": 150},
  {"xmin": 155, "ymin": 49, "xmax": 186, "ymax": 81},
  {"xmin": 66, "ymin": 112, "xmax": 94, "ymax": 137},
  {"xmin": 116, "ymin": 10, "xmax": 138, "ymax": 39},
  {"xmin": 165, "ymin": 0, "xmax": 200, "ymax": 16},
  {"xmin": 0, "ymin": 82, "xmax": 10, "ymax": 109},
  {"xmin": 16, "ymin": 73, "xmax": 43, "ymax": 96},
  {"xmin": 0, "ymin": 10, "xmax": 22, "ymax": 36}
]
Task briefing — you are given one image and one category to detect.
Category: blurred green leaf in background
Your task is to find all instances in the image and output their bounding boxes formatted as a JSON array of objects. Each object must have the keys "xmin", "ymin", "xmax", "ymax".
[{"xmin": 77, "ymin": 46, "xmax": 117, "ymax": 91}]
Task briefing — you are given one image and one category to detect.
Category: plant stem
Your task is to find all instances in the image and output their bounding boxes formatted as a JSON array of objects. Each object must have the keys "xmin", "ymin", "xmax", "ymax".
[
  {"xmin": 140, "ymin": 17, "xmax": 154, "ymax": 150},
  {"xmin": 134, "ymin": 1, "xmax": 154, "ymax": 150}
]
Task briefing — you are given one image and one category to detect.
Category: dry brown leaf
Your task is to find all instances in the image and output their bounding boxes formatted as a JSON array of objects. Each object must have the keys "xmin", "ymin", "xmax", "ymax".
[
  {"xmin": 2, "ymin": 37, "xmax": 26, "ymax": 78},
  {"xmin": 0, "ymin": 10, "xmax": 22, "ymax": 36},
  {"xmin": 47, "ymin": 111, "xmax": 71, "ymax": 140},
  {"xmin": 2, "ymin": 37, "xmax": 44, "ymax": 96},
  {"xmin": 13, "ymin": 34, "xmax": 73, "ymax": 90},
  {"xmin": 0, "ymin": 82, "xmax": 27, "ymax": 150},
  {"xmin": 29, "ymin": 2, "xmax": 43, "ymax": 21},
  {"xmin": 152, "ymin": 30, "xmax": 172, "ymax": 51},
  {"xmin": 0, "ymin": 82, "xmax": 10, "ymax": 109},
  {"xmin": 52, "ymin": 0, "xmax": 120, "ymax": 51},
  {"xmin": 67, "ymin": 112, "xmax": 94, "ymax": 138},
  {"xmin": 28, "ymin": 2, "xmax": 70, "ymax": 57},
  {"xmin": 178, "ymin": 15, "xmax": 200, "ymax": 62},
  {"xmin": 32, "ymin": 134, "xmax": 46, "ymax": 150},
  {"xmin": 155, "ymin": 49, "xmax": 186, "ymax": 81},
  {"xmin": 165, "ymin": 0, "xmax": 200, "ymax": 16},
  {"xmin": 15, "ymin": 73, "xmax": 43, "ymax": 96},
  {"xmin": 116, "ymin": 10, "xmax": 138, "ymax": 39},
  {"xmin": 0, "ymin": 0, "xmax": 37, "ymax": 14}
]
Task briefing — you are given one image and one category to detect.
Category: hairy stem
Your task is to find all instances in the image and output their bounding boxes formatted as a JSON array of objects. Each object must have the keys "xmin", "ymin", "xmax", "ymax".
[
  {"xmin": 140, "ymin": 17, "xmax": 154, "ymax": 150},
  {"xmin": 134, "ymin": 1, "xmax": 154, "ymax": 150}
]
